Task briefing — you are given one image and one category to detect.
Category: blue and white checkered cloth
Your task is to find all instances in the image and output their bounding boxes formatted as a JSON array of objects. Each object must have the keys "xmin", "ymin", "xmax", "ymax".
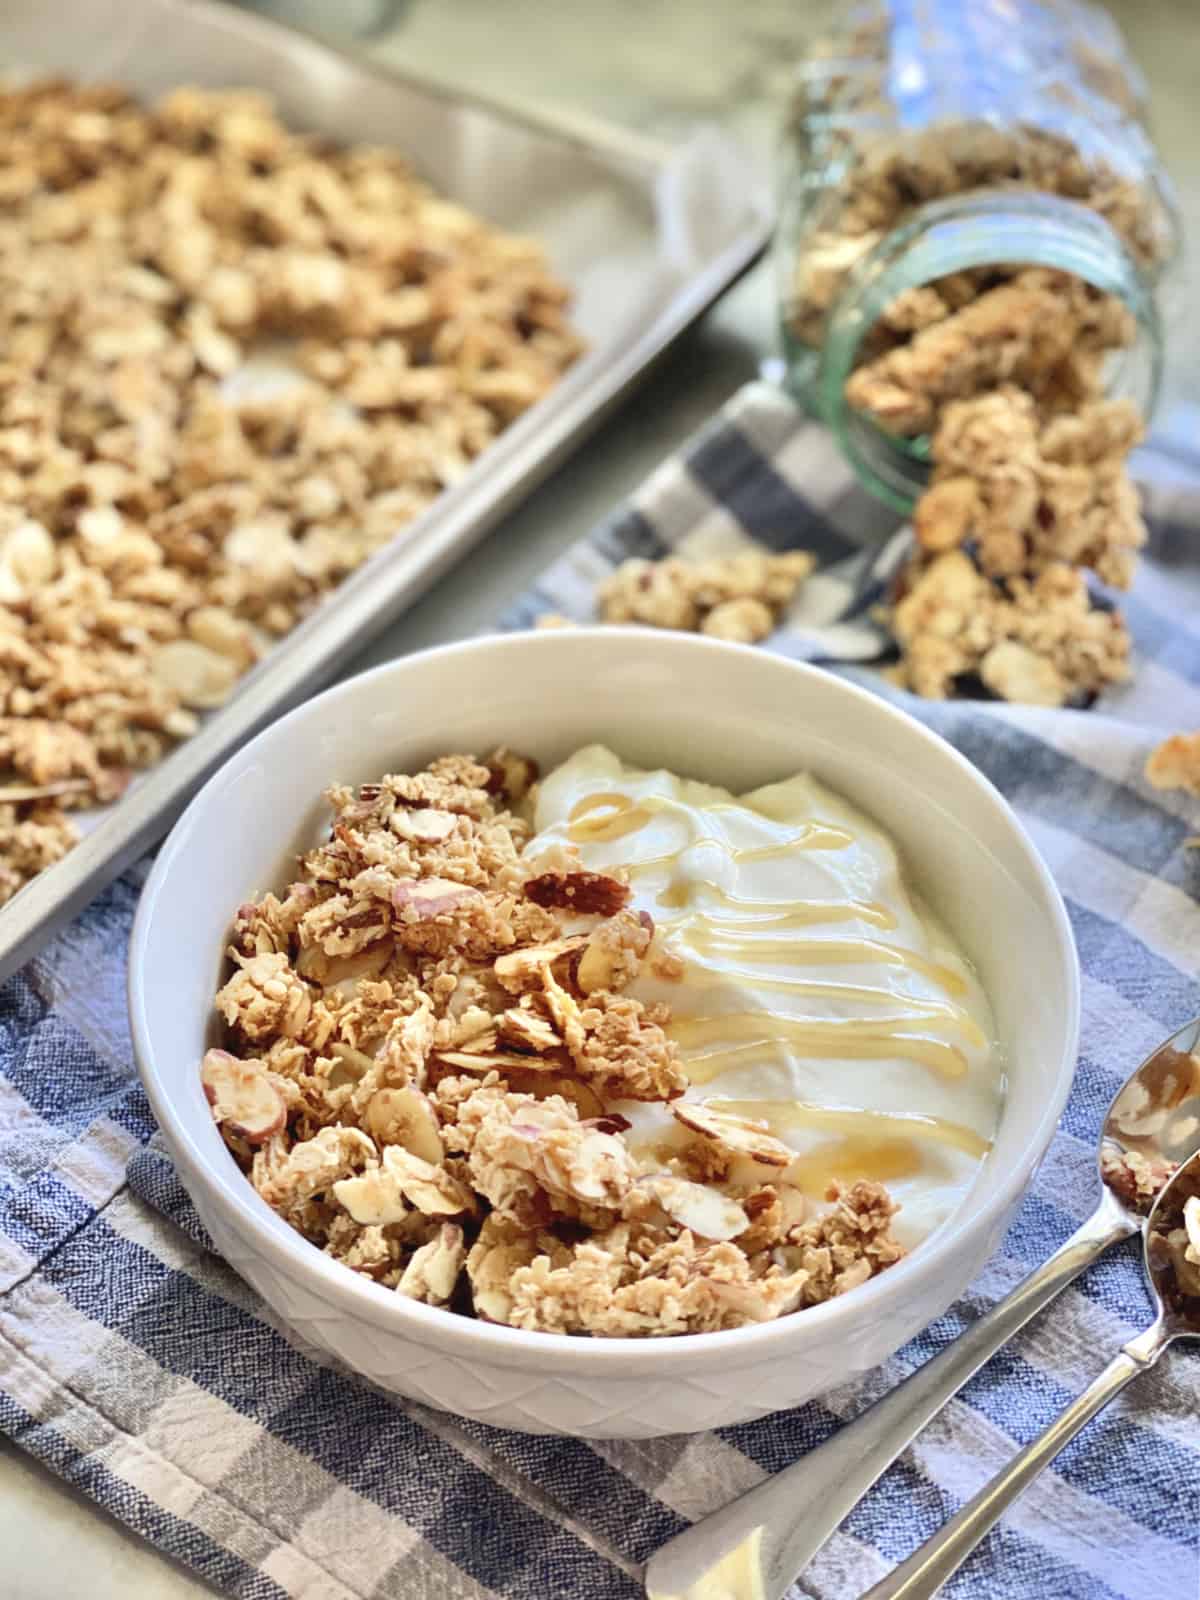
[{"xmin": 2, "ymin": 381, "xmax": 1199, "ymax": 1600}]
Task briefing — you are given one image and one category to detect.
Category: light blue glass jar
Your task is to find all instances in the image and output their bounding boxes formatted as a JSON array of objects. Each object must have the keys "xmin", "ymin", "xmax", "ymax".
[{"xmin": 778, "ymin": 0, "xmax": 1180, "ymax": 510}]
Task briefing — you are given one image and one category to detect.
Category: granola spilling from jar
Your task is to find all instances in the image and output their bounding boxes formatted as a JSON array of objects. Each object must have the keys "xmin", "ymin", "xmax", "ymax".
[
  {"xmin": 0, "ymin": 79, "xmax": 582, "ymax": 904},
  {"xmin": 776, "ymin": 0, "xmax": 1178, "ymax": 710},
  {"xmin": 202, "ymin": 750, "xmax": 904, "ymax": 1336},
  {"xmin": 864, "ymin": 272, "xmax": 1150, "ymax": 706}
]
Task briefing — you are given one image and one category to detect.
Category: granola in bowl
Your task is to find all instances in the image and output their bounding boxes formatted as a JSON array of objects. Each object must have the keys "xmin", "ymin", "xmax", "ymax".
[{"xmin": 201, "ymin": 740, "xmax": 1006, "ymax": 1337}]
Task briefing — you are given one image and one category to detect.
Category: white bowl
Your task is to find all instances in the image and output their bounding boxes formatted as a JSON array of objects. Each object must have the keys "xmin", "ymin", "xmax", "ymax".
[{"xmin": 129, "ymin": 629, "xmax": 1079, "ymax": 1439}]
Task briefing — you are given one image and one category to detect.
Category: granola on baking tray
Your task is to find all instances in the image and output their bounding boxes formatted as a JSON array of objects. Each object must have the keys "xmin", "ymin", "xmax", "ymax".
[
  {"xmin": 0, "ymin": 80, "xmax": 582, "ymax": 904},
  {"xmin": 202, "ymin": 749, "xmax": 904, "ymax": 1335}
]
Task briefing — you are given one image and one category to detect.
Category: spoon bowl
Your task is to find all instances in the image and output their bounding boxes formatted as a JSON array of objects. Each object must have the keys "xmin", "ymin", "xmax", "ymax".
[{"xmin": 1100, "ymin": 1015, "xmax": 1200, "ymax": 1210}]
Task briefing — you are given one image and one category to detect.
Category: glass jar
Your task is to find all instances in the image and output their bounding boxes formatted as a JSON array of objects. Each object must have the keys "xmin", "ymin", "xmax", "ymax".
[{"xmin": 777, "ymin": 0, "xmax": 1181, "ymax": 510}]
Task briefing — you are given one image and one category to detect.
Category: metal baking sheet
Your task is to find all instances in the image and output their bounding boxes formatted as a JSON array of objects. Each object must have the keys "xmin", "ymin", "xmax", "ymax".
[{"xmin": 0, "ymin": 0, "xmax": 770, "ymax": 981}]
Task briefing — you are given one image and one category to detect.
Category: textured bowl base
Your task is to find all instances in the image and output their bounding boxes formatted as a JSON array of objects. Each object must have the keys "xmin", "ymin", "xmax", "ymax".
[{"xmin": 198, "ymin": 1185, "xmax": 998, "ymax": 1438}]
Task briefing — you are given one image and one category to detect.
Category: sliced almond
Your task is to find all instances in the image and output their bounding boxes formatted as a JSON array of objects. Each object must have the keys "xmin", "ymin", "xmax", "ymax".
[
  {"xmin": 364, "ymin": 1086, "xmax": 444, "ymax": 1164},
  {"xmin": 484, "ymin": 748, "xmax": 539, "ymax": 805},
  {"xmin": 200, "ymin": 1048, "xmax": 286, "ymax": 1145},
  {"xmin": 187, "ymin": 605, "xmax": 257, "ymax": 666},
  {"xmin": 466, "ymin": 1215, "xmax": 541, "ymax": 1323},
  {"xmin": 469, "ymin": 1240, "xmax": 538, "ymax": 1322},
  {"xmin": 299, "ymin": 939, "xmax": 393, "ymax": 996},
  {"xmin": 398, "ymin": 1221, "xmax": 466, "ymax": 1304},
  {"xmin": 149, "ymin": 638, "xmax": 239, "ymax": 710},
  {"xmin": 1184, "ymin": 1194, "xmax": 1200, "ymax": 1267},
  {"xmin": 390, "ymin": 807, "xmax": 458, "ymax": 844},
  {"xmin": 329, "ymin": 1042, "xmax": 378, "ymax": 1078},
  {"xmin": 523, "ymin": 869, "xmax": 630, "ymax": 916},
  {"xmin": 498, "ymin": 1007, "xmax": 560, "ymax": 1053},
  {"xmin": 392, "ymin": 877, "xmax": 482, "ymax": 920},
  {"xmin": 436, "ymin": 1049, "xmax": 566, "ymax": 1074},
  {"xmin": 777, "ymin": 1184, "xmax": 809, "ymax": 1231},
  {"xmin": 672, "ymin": 1102, "xmax": 794, "ymax": 1168},
  {"xmin": 382, "ymin": 1145, "xmax": 475, "ymax": 1215},
  {"xmin": 493, "ymin": 937, "xmax": 586, "ymax": 993},
  {"xmin": 333, "ymin": 1162, "xmax": 410, "ymax": 1226},
  {"xmin": 631, "ymin": 1174, "xmax": 749, "ymax": 1242}
]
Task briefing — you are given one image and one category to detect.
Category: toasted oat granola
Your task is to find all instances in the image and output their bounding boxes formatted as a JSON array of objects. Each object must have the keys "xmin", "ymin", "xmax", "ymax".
[
  {"xmin": 844, "ymin": 270, "xmax": 1137, "ymax": 442},
  {"xmin": 1100, "ymin": 1144, "xmax": 1178, "ymax": 1216},
  {"xmin": 887, "ymin": 551, "xmax": 1131, "ymax": 705},
  {"xmin": 0, "ymin": 79, "xmax": 581, "ymax": 904},
  {"xmin": 1145, "ymin": 733, "xmax": 1200, "ymax": 799},
  {"xmin": 594, "ymin": 548, "xmax": 815, "ymax": 643},
  {"xmin": 202, "ymin": 749, "xmax": 904, "ymax": 1334}
]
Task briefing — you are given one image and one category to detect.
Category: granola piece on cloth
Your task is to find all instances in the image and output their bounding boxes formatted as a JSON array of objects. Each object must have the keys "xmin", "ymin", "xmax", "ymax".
[{"xmin": 1145, "ymin": 732, "xmax": 1200, "ymax": 798}]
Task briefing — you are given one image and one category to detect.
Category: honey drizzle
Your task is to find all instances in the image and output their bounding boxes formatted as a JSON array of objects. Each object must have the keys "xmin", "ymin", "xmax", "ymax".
[
  {"xmin": 564, "ymin": 785, "xmax": 981, "ymax": 1090},
  {"xmin": 672, "ymin": 1013, "xmax": 969, "ymax": 1081},
  {"xmin": 713, "ymin": 1097, "xmax": 992, "ymax": 1158},
  {"xmin": 677, "ymin": 955, "xmax": 984, "ymax": 1043},
  {"xmin": 656, "ymin": 879, "xmax": 896, "ymax": 929},
  {"xmin": 684, "ymin": 926, "xmax": 969, "ymax": 997},
  {"xmin": 567, "ymin": 791, "xmax": 854, "ymax": 858},
  {"xmin": 709, "ymin": 1097, "xmax": 991, "ymax": 1197}
]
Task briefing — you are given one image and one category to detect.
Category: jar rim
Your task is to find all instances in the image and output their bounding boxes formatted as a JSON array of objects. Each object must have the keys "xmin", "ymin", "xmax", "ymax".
[{"xmin": 812, "ymin": 189, "xmax": 1163, "ymax": 512}]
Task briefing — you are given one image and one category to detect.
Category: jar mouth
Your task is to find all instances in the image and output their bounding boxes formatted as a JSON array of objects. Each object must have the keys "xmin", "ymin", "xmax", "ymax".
[{"xmin": 813, "ymin": 190, "xmax": 1163, "ymax": 513}]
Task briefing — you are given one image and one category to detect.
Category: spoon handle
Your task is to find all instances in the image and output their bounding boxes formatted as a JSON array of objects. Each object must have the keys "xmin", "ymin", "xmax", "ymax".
[
  {"xmin": 858, "ymin": 1320, "xmax": 1167, "ymax": 1599},
  {"xmin": 643, "ymin": 1197, "xmax": 1130, "ymax": 1600}
]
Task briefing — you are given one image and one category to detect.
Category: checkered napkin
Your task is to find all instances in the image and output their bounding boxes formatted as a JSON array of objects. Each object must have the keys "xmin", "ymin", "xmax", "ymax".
[{"xmin": 3, "ymin": 380, "xmax": 1200, "ymax": 1600}]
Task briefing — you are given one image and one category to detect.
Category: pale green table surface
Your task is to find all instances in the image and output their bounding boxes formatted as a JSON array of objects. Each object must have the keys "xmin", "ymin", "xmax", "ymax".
[{"xmin": 2, "ymin": 3, "xmax": 1196, "ymax": 1594}]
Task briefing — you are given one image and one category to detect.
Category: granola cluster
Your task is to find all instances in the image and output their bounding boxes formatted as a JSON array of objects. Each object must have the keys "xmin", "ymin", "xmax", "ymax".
[
  {"xmin": 866, "ymin": 275, "xmax": 1148, "ymax": 705},
  {"xmin": 591, "ymin": 548, "xmax": 815, "ymax": 644},
  {"xmin": 1145, "ymin": 732, "xmax": 1200, "ymax": 800},
  {"xmin": 1100, "ymin": 1144, "xmax": 1178, "ymax": 1216},
  {"xmin": 0, "ymin": 79, "xmax": 581, "ymax": 903},
  {"xmin": 887, "ymin": 550, "xmax": 1131, "ymax": 705},
  {"xmin": 202, "ymin": 750, "xmax": 903, "ymax": 1336},
  {"xmin": 1148, "ymin": 1170, "xmax": 1200, "ymax": 1316}
]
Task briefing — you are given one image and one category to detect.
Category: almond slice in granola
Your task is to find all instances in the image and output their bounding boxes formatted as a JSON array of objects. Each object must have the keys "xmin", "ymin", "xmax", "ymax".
[
  {"xmin": 630, "ymin": 1173, "xmax": 750, "ymax": 1242},
  {"xmin": 467, "ymin": 1227, "xmax": 541, "ymax": 1323},
  {"xmin": 485, "ymin": 748, "xmax": 539, "ymax": 805},
  {"xmin": 503, "ymin": 1072, "xmax": 606, "ymax": 1120},
  {"xmin": 201, "ymin": 1048, "xmax": 286, "ymax": 1145},
  {"xmin": 333, "ymin": 1161, "xmax": 412, "ymax": 1226},
  {"xmin": 398, "ymin": 1221, "xmax": 466, "ymax": 1304},
  {"xmin": 498, "ymin": 1007, "xmax": 561, "ymax": 1053},
  {"xmin": 437, "ymin": 1049, "xmax": 569, "ymax": 1074},
  {"xmin": 392, "ymin": 878, "xmax": 484, "ymax": 920},
  {"xmin": 1184, "ymin": 1194, "xmax": 1200, "ymax": 1267},
  {"xmin": 381, "ymin": 1146, "xmax": 475, "ymax": 1215},
  {"xmin": 672, "ymin": 1102, "xmax": 795, "ymax": 1168},
  {"xmin": 493, "ymin": 937, "xmax": 587, "ymax": 992},
  {"xmin": 364, "ymin": 1086, "xmax": 444, "ymax": 1164},
  {"xmin": 390, "ymin": 808, "xmax": 459, "ymax": 844}
]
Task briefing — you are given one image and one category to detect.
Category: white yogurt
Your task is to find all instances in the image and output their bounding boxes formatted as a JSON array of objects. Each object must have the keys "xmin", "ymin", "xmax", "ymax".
[{"xmin": 531, "ymin": 744, "xmax": 1004, "ymax": 1248}]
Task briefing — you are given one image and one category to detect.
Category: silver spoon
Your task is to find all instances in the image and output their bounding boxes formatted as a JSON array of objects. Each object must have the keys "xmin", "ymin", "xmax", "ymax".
[
  {"xmin": 858, "ymin": 1144, "xmax": 1200, "ymax": 1598},
  {"xmin": 644, "ymin": 1018, "xmax": 1200, "ymax": 1600}
]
